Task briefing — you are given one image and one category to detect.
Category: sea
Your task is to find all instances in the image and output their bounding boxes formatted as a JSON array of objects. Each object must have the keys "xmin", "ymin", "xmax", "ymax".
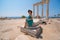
[{"xmin": 0, "ymin": 17, "xmax": 60, "ymax": 19}]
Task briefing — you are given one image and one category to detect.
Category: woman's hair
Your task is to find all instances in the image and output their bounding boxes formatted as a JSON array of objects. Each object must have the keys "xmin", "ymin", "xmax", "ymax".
[{"xmin": 28, "ymin": 10, "xmax": 32, "ymax": 13}]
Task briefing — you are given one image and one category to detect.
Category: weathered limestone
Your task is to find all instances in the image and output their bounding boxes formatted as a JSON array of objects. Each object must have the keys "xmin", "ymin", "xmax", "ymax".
[
  {"xmin": 33, "ymin": 5, "xmax": 35, "ymax": 18},
  {"xmin": 42, "ymin": 3, "xmax": 44, "ymax": 17},
  {"xmin": 37, "ymin": 6, "xmax": 39, "ymax": 18}
]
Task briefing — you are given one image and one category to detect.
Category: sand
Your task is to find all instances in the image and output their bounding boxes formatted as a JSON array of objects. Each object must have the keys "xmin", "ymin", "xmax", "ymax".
[{"xmin": 0, "ymin": 18, "xmax": 60, "ymax": 40}]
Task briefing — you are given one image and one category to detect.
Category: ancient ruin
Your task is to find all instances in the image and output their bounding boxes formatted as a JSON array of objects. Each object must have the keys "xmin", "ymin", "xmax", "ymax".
[{"xmin": 33, "ymin": 0, "xmax": 49, "ymax": 19}]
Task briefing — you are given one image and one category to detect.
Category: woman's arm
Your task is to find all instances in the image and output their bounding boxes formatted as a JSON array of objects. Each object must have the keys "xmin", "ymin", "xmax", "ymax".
[
  {"xmin": 27, "ymin": 16, "xmax": 33, "ymax": 20},
  {"xmin": 24, "ymin": 22, "xmax": 27, "ymax": 28}
]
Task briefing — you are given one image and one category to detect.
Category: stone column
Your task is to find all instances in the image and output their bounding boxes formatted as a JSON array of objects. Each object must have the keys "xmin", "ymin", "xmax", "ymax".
[
  {"xmin": 42, "ymin": 0, "xmax": 44, "ymax": 18},
  {"xmin": 36, "ymin": 5, "xmax": 39, "ymax": 18},
  {"xmin": 33, "ymin": 5, "xmax": 35, "ymax": 18},
  {"xmin": 46, "ymin": 4, "xmax": 49, "ymax": 19},
  {"xmin": 42, "ymin": 3, "xmax": 44, "ymax": 18},
  {"xmin": 46, "ymin": 0, "xmax": 49, "ymax": 19}
]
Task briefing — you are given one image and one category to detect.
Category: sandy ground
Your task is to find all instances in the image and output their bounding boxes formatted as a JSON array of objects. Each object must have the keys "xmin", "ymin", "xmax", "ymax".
[{"xmin": 0, "ymin": 18, "xmax": 60, "ymax": 40}]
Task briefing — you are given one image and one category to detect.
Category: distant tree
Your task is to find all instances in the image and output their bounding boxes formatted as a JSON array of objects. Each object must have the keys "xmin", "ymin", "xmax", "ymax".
[
  {"xmin": 0, "ymin": 17, "xmax": 8, "ymax": 20},
  {"xmin": 21, "ymin": 15, "xmax": 26, "ymax": 18},
  {"xmin": 57, "ymin": 14, "xmax": 60, "ymax": 17},
  {"xmin": 54, "ymin": 15, "xmax": 56, "ymax": 17}
]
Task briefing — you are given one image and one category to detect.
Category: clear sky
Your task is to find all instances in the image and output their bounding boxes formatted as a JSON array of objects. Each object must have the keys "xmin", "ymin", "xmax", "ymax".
[{"xmin": 0, "ymin": 0, "xmax": 60, "ymax": 17}]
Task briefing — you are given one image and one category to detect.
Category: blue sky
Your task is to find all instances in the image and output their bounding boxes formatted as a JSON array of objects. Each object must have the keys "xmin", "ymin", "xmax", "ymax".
[{"xmin": 0, "ymin": 0, "xmax": 60, "ymax": 17}]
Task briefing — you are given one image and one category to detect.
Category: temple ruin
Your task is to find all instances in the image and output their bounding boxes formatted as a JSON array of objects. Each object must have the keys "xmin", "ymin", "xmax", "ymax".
[{"xmin": 33, "ymin": 0, "xmax": 49, "ymax": 19}]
